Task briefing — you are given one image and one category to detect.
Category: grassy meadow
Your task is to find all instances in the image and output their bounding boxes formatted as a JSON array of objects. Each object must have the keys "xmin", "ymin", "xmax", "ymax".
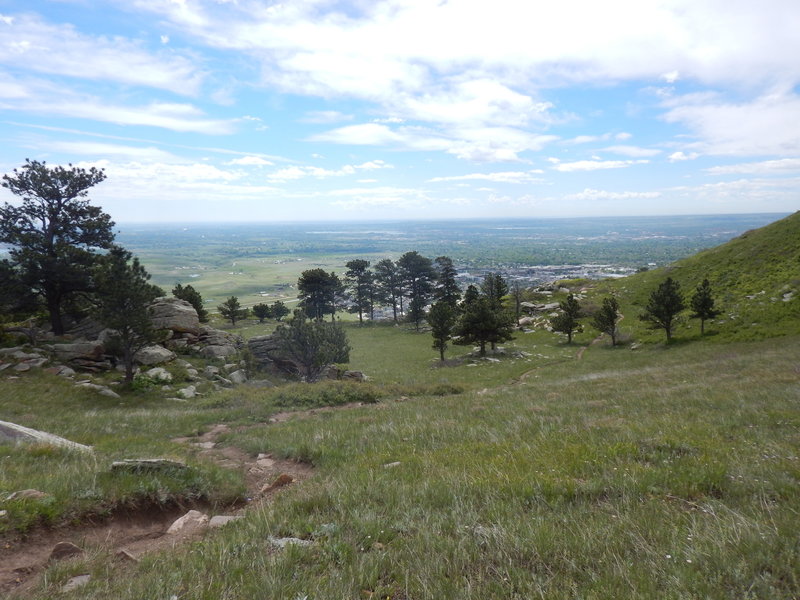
[{"xmin": 2, "ymin": 320, "xmax": 799, "ymax": 598}]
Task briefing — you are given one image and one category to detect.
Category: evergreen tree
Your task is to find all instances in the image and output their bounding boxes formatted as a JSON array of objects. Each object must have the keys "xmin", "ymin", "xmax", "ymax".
[
  {"xmin": 252, "ymin": 302, "xmax": 272, "ymax": 323},
  {"xmin": 398, "ymin": 251, "xmax": 436, "ymax": 331},
  {"xmin": 272, "ymin": 310, "xmax": 351, "ymax": 381},
  {"xmin": 690, "ymin": 278, "xmax": 721, "ymax": 335},
  {"xmin": 551, "ymin": 293, "xmax": 583, "ymax": 343},
  {"xmin": 434, "ymin": 256, "xmax": 461, "ymax": 308},
  {"xmin": 428, "ymin": 300, "xmax": 457, "ymax": 361},
  {"xmin": 591, "ymin": 296, "xmax": 620, "ymax": 346},
  {"xmin": 462, "ymin": 284, "xmax": 480, "ymax": 307},
  {"xmin": 172, "ymin": 283, "xmax": 209, "ymax": 322},
  {"xmin": 218, "ymin": 296, "xmax": 249, "ymax": 326},
  {"xmin": 345, "ymin": 258, "xmax": 374, "ymax": 325},
  {"xmin": 454, "ymin": 296, "xmax": 515, "ymax": 356},
  {"xmin": 0, "ymin": 160, "xmax": 114, "ymax": 334},
  {"xmin": 640, "ymin": 277, "xmax": 685, "ymax": 342},
  {"xmin": 94, "ymin": 246, "xmax": 164, "ymax": 384},
  {"xmin": 481, "ymin": 272, "xmax": 509, "ymax": 310},
  {"xmin": 271, "ymin": 300, "xmax": 290, "ymax": 321},
  {"xmin": 297, "ymin": 268, "xmax": 340, "ymax": 321},
  {"xmin": 374, "ymin": 258, "xmax": 402, "ymax": 322}
]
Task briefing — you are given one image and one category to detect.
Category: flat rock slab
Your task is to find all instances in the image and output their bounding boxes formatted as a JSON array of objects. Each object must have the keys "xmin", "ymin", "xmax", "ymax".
[
  {"xmin": 49, "ymin": 541, "xmax": 84, "ymax": 562},
  {"xmin": 62, "ymin": 574, "xmax": 91, "ymax": 592},
  {"xmin": 209, "ymin": 515, "xmax": 243, "ymax": 529},
  {"xmin": 110, "ymin": 458, "xmax": 188, "ymax": 473},
  {"xmin": 0, "ymin": 420, "xmax": 94, "ymax": 453}
]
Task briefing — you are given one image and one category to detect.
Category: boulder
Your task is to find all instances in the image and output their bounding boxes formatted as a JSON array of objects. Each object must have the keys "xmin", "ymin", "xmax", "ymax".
[
  {"xmin": 74, "ymin": 382, "xmax": 121, "ymax": 399},
  {"xmin": 176, "ymin": 385, "xmax": 196, "ymax": 399},
  {"xmin": 199, "ymin": 326, "xmax": 242, "ymax": 348},
  {"xmin": 166, "ymin": 510, "xmax": 209, "ymax": 534},
  {"xmin": 209, "ymin": 515, "xmax": 243, "ymax": 529},
  {"xmin": 148, "ymin": 298, "xmax": 201, "ymax": 334},
  {"xmin": 49, "ymin": 541, "xmax": 84, "ymax": 562},
  {"xmin": 144, "ymin": 367, "xmax": 173, "ymax": 383},
  {"xmin": 50, "ymin": 341, "xmax": 105, "ymax": 363},
  {"xmin": 228, "ymin": 369, "xmax": 248, "ymax": 385},
  {"xmin": 247, "ymin": 334, "xmax": 300, "ymax": 374},
  {"xmin": 0, "ymin": 420, "xmax": 93, "ymax": 453},
  {"xmin": 135, "ymin": 345, "xmax": 176, "ymax": 366},
  {"xmin": 200, "ymin": 345, "xmax": 238, "ymax": 359}
]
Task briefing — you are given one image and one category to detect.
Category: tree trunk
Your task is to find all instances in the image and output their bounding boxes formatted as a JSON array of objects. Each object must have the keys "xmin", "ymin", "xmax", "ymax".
[
  {"xmin": 439, "ymin": 346, "xmax": 445, "ymax": 361},
  {"xmin": 479, "ymin": 341, "xmax": 486, "ymax": 356},
  {"xmin": 47, "ymin": 295, "xmax": 65, "ymax": 336}
]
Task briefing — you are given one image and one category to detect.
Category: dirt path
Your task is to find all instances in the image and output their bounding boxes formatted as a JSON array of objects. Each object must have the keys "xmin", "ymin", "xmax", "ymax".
[{"xmin": 0, "ymin": 416, "xmax": 320, "ymax": 597}]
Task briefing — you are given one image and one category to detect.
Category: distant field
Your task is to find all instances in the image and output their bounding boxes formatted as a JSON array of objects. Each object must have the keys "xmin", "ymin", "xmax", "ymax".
[{"xmin": 116, "ymin": 214, "xmax": 787, "ymax": 307}]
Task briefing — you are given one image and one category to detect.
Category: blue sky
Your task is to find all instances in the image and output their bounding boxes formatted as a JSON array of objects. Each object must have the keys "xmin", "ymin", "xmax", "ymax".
[{"xmin": 1, "ymin": 0, "xmax": 799, "ymax": 222}]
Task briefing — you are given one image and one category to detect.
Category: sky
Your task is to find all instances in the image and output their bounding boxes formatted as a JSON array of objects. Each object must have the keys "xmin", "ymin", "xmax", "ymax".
[{"xmin": 0, "ymin": 0, "xmax": 799, "ymax": 223}]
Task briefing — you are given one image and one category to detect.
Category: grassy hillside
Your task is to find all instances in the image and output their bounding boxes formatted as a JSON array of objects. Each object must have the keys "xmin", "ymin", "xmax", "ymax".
[{"xmin": 590, "ymin": 211, "xmax": 800, "ymax": 343}]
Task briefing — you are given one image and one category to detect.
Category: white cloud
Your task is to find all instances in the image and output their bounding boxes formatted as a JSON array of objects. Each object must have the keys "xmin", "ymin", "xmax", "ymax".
[
  {"xmin": 552, "ymin": 159, "xmax": 649, "ymax": 172},
  {"xmin": 160, "ymin": 35, "xmax": 170, "ymax": 44},
  {"xmin": 429, "ymin": 170, "xmax": 544, "ymax": 184},
  {"xmin": 266, "ymin": 160, "xmax": 391, "ymax": 182},
  {"xmin": 0, "ymin": 14, "xmax": 13, "ymax": 25},
  {"xmin": 668, "ymin": 151, "xmax": 699, "ymax": 162},
  {"xmin": 705, "ymin": 158, "xmax": 800, "ymax": 175},
  {"xmin": 0, "ymin": 14, "xmax": 203, "ymax": 95},
  {"xmin": 615, "ymin": 132, "xmax": 633, "ymax": 141},
  {"xmin": 565, "ymin": 188, "xmax": 661, "ymax": 201},
  {"xmin": 300, "ymin": 111, "xmax": 354, "ymax": 124},
  {"xmin": 46, "ymin": 141, "xmax": 181, "ymax": 162},
  {"xmin": 601, "ymin": 145, "xmax": 661, "ymax": 158},
  {"xmin": 662, "ymin": 90, "xmax": 800, "ymax": 156},
  {"xmin": 226, "ymin": 156, "xmax": 274, "ymax": 166}
]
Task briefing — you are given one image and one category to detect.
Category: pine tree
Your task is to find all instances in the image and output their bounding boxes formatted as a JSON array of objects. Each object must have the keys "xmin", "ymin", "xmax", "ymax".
[
  {"xmin": 271, "ymin": 300, "xmax": 290, "ymax": 321},
  {"xmin": 428, "ymin": 300, "xmax": 457, "ymax": 361},
  {"xmin": 1, "ymin": 160, "xmax": 114, "ymax": 334},
  {"xmin": 690, "ymin": 279, "xmax": 721, "ymax": 335},
  {"xmin": 94, "ymin": 246, "xmax": 164, "ymax": 384},
  {"xmin": 252, "ymin": 302, "xmax": 272, "ymax": 323},
  {"xmin": 297, "ymin": 269, "xmax": 340, "ymax": 322},
  {"xmin": 172, "ymin": 283, "xmax": 209, "ymax": 322},
  {"xmin": 218, "ymin": 296, "xmax": 249, "ymax": 326},
  {"xmin": 551, "ymin": 293, "xmax": 583, "ymax": 343},
  {"xmin": 398, "ymin": 251, "xmax": 436, "ymax": 331},
  {"xmin": 345, "ymin": 259, "xmax": 374, "ymax": 325},
  {"xmin": 374, "ymin": 259, "xmax": 402, "ymax": 322},
  {"xmin": 591, "ymin": 296, "xmax": 620, "ymax": 346},
  {"xmin": 454, "ymin": 296, "xmax": 515, "ymax": 356},
  {"xmin": 434, "ymin": 256, "xmax": 461, "ymax": 308},
  {"xmin": 640, "ymin": 277, "xmax": 685, "ymax": 342}
]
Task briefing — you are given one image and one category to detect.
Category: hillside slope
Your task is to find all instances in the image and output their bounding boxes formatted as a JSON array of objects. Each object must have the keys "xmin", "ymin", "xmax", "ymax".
[{"xmin": 605, "ymin": 211, "xmax": 800, "ymax": 341}]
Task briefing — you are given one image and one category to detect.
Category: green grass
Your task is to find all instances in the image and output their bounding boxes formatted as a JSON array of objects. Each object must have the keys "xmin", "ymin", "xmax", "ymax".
[{"xmin": 4, "ymin": 328, "xmax": 799, "ymax": 598}]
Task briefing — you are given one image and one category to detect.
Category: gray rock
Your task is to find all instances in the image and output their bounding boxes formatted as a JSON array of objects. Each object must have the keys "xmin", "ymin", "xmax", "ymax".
[
  {"xmin": 199, "ymin": 326, "xmax": 242, "ymax": 348},
  {"xmin": 148, "ymin": 298, "xmax": 201, "ymax": 334},
  {"xmin": 6, "ymin": 489, "xmax": 49, "ymax": 501},
  {"xmin": 22, "ymin": 357, "xmax": 49, "ymax": 368},
  {"xmin": 144, "ymin": 366, "xmax": 173, "ymax": 383},
  {"xmin": 135, "ymin": 345, "xmax": 176, "ymax": 366},
  {"xmin": 13, "ymin": 363, "xmax": 31, "ymax": 372},
  {"xmin": 177, "ymin": 385, "xmax": 197, "ymax": 399},
  {"xmin": 200, "ymin": 344, "xmax": 238, "ymax": 359},
  {"xmin": 203, "ymin": 365, "xmax": 220, "ymax": 378},
  {"xmin": 247, "ymin": 379, "xmax": 275, "ymax": 388},
  {"xmin": 0, "ymin": 420, "xmax": 93, "ymax": 453},
  {"xmin": 50, "ymin": 340, "xmax": 105, "ymax": 363},
  {"xmin": 62, "ymin": 574, "xmax": 91, "ymax": 592},
  {"xmin": 228, "ymin": 369, "xmax": 248, "ymax": 385},
  {"xmin": 98, "ymin": 388, "xmax": 122, "ymax": 399},
  {"xmin": 213, "ymin": 375, "xmax": 234, "ymax": 387},
  {"xmin": 75, "ymin": 382, "xmax": 120, "ymax": 398},
  {"xmin": 49, "ymin": 541, "xmax": 84, "ymax": 561},
  {"xmin": 209, "ymin": 515, "xmax": 243, "ymax": 529},
  {"xmin": 110, "ymin": 458, "xmax": 188, "ymax": 473},
  {"xmin": 166, "ymin": 509, "xmax": 208, "ymax": 534},
  {"xmin": 223, "ymin": 363, "xmax": 238, "ymax": 372},
  {"xmin": 0, "ymin": 346, "xmax": 24, "ymax": 356}
]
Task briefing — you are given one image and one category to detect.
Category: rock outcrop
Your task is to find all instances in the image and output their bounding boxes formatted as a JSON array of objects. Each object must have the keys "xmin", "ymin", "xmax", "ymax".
[
  {"xmin": 0, "ymin": 420, "xmax": 94, "ymax": 453},
  {"xmin": 148, "ymin": 298, "xmax": 201, "ymax": 334}
]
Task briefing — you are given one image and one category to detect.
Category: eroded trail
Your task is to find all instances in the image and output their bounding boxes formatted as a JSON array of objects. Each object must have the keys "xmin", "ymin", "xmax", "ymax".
[{"xmin": 0, "ymin": 419, "xmax": 313, "ymax": 597}]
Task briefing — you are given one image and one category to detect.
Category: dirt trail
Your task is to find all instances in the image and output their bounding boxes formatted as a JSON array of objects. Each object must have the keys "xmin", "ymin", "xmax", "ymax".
[{"xmin": 0, "ymin": 417, "xmax": 316, "ymax": 597}]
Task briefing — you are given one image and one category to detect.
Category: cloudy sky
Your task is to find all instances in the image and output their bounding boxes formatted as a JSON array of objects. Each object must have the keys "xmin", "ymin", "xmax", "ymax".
[{"xmin": 1, "ymin": 0, "xmax": 799, "ymax": 222}]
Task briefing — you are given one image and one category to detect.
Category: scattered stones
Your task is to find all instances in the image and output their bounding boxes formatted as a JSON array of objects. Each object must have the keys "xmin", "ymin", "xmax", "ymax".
[
  {"xmin": 6, "ymin": 489, "xmax": 49, "ymax": 501},
  {"xmin": 74, "ymin": 382, "xmax": 120, "ymax": 398},
  {"xmin": 62, "ymin": 574, "xmax": 91, "ymax": 592},
  {"xmin": 49, "ymin": 541, "xmax": 84, "ymax": 562},
  {"xmin": 0, "ymin": 420, "xmax": 94, "ymax": 453},
  {"xmin": 166, "ymin": 510, "xmax": 209, "ymax": 534},
  {"xmin": 44, "ymin": 365, "xmax": 76, "ymax": 377},
  {"xmin": 110, "ymin": 458, "xmax": 188, "ymax": 473},
  {"xmin": 209, "ymin": 515, "xmax": 243, "ymax": 529}
]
